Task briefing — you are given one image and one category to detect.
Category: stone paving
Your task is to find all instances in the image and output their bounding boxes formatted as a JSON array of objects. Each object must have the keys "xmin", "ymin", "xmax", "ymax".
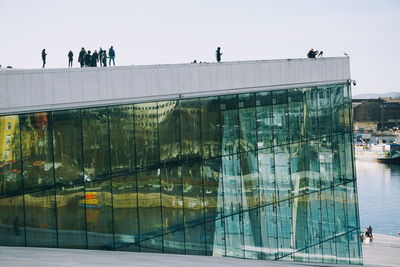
[{"xmin": 0, "ymin": 233, "xmax": 399, "ymax": 267}]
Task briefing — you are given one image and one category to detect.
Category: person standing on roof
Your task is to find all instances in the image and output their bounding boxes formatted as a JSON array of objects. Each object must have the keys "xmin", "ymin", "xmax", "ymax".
[
  {"xmin": 109, "ymin": 46, "xmax": 115, "ymax": 66},
  {"xmin": 84, "ymin": 50, "xmax": 91, "ymax": 67},
  {"xmin": 91, "ymin": 50, "xmax": 99, "ymax": 67},
  {"xmin": 216, "ymin": 47, "xmax": 222, "ymax": 62},
  {"xmin": 78, "ymin": 47, "xmax": 86, "ymax": 68},
  {"xmin": 41, "ymin": 49, "xmax": 47, "ymax": 68},
  {"xmin": 68, "ymin": 50, "xmax": 73, "ymax": 68}
]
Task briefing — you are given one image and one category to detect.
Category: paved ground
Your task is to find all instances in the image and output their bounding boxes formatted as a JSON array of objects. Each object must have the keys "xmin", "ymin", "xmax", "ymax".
[
  {"xmin": 0, "ymin": 233, "xmax": 399, "ymax": 267},
  {"xmin": 362, "ymin": 233, "xmax": 400, "ymax": 267}
]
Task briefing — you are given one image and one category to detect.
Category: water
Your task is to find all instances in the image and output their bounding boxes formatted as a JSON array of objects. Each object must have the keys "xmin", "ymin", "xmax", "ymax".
[{"xmin": 356, "ymin": 160, "xmax": 400, "ymax": 236}]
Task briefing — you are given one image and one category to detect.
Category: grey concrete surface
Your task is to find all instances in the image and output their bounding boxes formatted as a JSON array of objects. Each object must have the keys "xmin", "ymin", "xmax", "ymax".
[
  {"xmin": 0, "ymin": 234, "xmax": 399, "ymax": 267},
  {"xmin": 0, "ymin": 246, "xmax": 354, "ymax": 267},
  {"xmin": 362, "ymin": 233, "xmax": 400, "ymax": 267}
]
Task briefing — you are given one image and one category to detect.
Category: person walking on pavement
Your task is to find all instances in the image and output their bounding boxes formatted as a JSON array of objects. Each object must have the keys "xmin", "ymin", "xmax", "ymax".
[
  {"xmin": 84, "ymin": 51, "xmax": 91, "ymax": 67},
  {"xmin": 109, "ymin": 46, "xmax": 115, "ymax": 66},
  {"xmin": 91, "ymin": 50, "xmax": 99, "ymax": 67},
  {"xmin": 41, "ymin": 49, "xmax": 47, "ymax": 68},
  {"xmin": 216, "ymin": 47, "xmax": 222, "ymax": 63},
  {"xmin": 68, "ymin": 50, "xmax": 73, "ymax": 68},
  {"xmin": 78, "ymin": 47, "xmax": 86, "ymax": 68}
]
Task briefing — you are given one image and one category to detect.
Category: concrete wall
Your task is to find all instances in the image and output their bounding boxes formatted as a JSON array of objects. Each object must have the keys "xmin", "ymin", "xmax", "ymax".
[{"xmin": 0, "ymin": 57, "xmax": 351, "ymax": 115}]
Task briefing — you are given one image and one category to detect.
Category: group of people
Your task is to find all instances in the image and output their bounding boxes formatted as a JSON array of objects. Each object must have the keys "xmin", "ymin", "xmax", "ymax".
[
  {"xmin": 360, "ymin": 225, "xmax": 373, "ymax": 243},
  {"xmin": 41, "ymin": 46, "xmax": 116, "ymax": 68}
]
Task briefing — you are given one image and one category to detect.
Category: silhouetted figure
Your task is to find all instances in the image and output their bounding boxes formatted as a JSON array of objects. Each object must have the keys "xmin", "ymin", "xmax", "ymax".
[
  {"xmin": 91, "ymin": 50, "xmax": 98, "ymax": 67},
  {"xmin": 68, "ymin": 50, "xmax": 73, "ymax": 68},
  {"xmin": 41, "ymin": 49, "xmax": 47, "ymax": 68},
  {"xmin": 78, "ymin": 47, "xmax": 86, "ymax": 68},
  {"xmin": 192, "ymin": 60, "xmax": 197, "ymax": 63},
  {"xmin": 318, "ymin": 51, "xmax": 323, "ymax": 57},
  {"xmin": 216, "ymin": 47, "xmax": 222, "ymax": 62},
  {"xmin": 102, "ymin": 50, "xmax": 107, "ymax": 67},
  {"xmin": 109, "ymin": 46, "xmax": 115, "ymax": 66},
  {"xmin": 307, "ymin": 48, "xmax": 319, "ymax": 58},
  {"xmin": 84, "ymin": 50, "xmax": 91, "ymax": 67},
  {"xmin": 99, "ymin": 47, "xmax": 104, "ymax": 67}
]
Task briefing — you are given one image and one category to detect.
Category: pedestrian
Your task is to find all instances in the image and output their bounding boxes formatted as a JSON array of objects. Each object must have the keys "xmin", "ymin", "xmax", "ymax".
[
  {"xmin": 99, "ymin": 47, "xmax": 104, "ymax": 67},
  {"xmin": 68, "ymin": 50, "xmax": 73, "ymax": 68},
  {"xmin": 91, "ymin": 50, "xmax": 98, "ymax": 67},
  {"xmin": 78, "ymin": 47, "xmax": 86, "ymax": 68},
  {"xmin": 84, "ymin": 50, "xmax": 91, "ymax": 67},
  {"xmin": 41, "ymin": 49, "xmax": 47, "ymax": 68},
  {"xmin": 307, "ymin": 48, "xmax": 319, "ymax": 58},
  {"xmin": 102, "ymin": 50, "xmax": 107, "ymax": 67},
  {"xmin": 109, "ymin": 46, "xmax": 115, "ymax": 66},
  {"xmin": 216, "ymin": 47, "xmax": 222, "ymax": 62}
]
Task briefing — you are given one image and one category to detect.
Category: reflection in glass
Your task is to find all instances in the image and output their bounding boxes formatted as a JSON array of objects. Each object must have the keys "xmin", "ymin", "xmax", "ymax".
[{"xmin": 53, "ymin": 109, "xmax": 83, "ymax": 185}]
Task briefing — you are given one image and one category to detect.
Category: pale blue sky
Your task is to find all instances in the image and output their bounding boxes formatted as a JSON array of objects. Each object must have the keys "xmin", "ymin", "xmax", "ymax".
[{"xmin": 0, "ymin": 0, "xmax": 399, "ymax": 95}]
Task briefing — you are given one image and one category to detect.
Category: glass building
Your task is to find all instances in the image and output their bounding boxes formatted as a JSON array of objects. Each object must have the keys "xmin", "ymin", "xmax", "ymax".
[{"xmin": 0, "ymin": 82, "xmax": 362, "ymax": 264}]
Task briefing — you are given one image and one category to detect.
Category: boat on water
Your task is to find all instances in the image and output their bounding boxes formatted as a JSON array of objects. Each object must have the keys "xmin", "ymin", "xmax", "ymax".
[{"xmin": 355, "ymin": 143, "xmax": 400, "ymax": 163}]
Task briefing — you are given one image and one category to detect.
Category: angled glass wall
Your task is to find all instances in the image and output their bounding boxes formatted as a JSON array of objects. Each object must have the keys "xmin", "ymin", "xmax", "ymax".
[{"xmin": 0, "ymin": 83, "xmax": 362, "ymax": 264}]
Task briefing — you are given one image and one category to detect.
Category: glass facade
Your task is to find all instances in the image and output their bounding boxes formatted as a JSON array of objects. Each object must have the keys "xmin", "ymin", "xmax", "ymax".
[{"xmin": 0, "ymin": 84, "xmax": 362, "ymax": 264}]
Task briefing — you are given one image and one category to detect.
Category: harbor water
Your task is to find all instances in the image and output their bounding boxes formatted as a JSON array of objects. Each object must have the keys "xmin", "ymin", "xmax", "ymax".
[{"xmin": 356, "ymin": 160, "xmax": 400, "ymax": 237}]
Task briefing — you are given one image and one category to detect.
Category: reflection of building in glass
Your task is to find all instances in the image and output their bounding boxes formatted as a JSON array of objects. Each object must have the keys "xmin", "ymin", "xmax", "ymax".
[{"xmin": 0, "ymin": 58, "xmax": 361, "ymax": 264}]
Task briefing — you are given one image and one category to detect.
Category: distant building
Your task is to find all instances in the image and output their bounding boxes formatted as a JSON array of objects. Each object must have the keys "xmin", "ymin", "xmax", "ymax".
[{"xmin": 353, "ymin": 98, "xmax": 400, "ymax": 131}]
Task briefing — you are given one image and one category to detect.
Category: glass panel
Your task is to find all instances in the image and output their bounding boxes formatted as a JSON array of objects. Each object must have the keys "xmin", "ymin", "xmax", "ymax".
[
  {"xmin": 225, "ymin": 213, "xmax": 244, "ymax": 258},
  {"xmin": 203, "ymin": 157, "xmax": 222, "ymax": 221},
  {"xmin": 321, "ymin": 188, "xmax": 336, "ymax": 240},
  {"xmin": 335, "ymin": 233, "xmax": 350, "ymax": 264},
  {"xmin": 256, "ymin": 92, "xmax": 273, "ymax": 149},
  {"xmin": 305, "ymin": 140, "xmax": 320, "ymax": 192},
  {"xmin": 158, "ymin": 100, "xmax": 180, "ymax": 164},
  {"xmin": 180, "ymin": 98, "xmax": 201, "ymax": 160},
  {"xmin": 345, "ymin": 182, "xmax": 358, "ymax": 232},
  {"xmin": 220, "ymin": 95, "xmax": 239, "ymax": 156},
  {"xmin": 161, "ymin": 165, "xmax": 184, "ymax": 234},
  {"xmin": 243, "ymin": 209, "xmax": 262, "ymax": 259},
  {"xmin": 0, "ymin": 115, "xmax": 22, "ymax": 196},
  {"xmin": 56, "ymin": 185, "xmax": 86, "ymax": 248},
  {"xmin": 274, "ymin": 145, "xmax": 291, "ymax": 200},
  {"xmin": 349, "ymin": 230, "xmax": 362, "ymax": 264},
  {"xmin": 201, "ymin": 96, "xmax": 221, "ymax": 159},
  {"xmin": 113, "ymin": 175, "xmax": 139, "ymax": 251},
  {"xmin": 289, "ymin": 142, "xmax": 306, "ymax": 196},
  {"xmin": 185, "ymin": 223, "xmax": 206, "ymax": 255},
  {"xmin": 134, "ymin": 102, "xmax": 159, "ymax": 169},
  {"xmin": 109, "ymin": 105, "xmax": 134, "ymax": 173},
  {"xmin": 272, "ymin": 90, "xmax": 288, "ymax": 146},
  {"xmin": 322, "ymin": 238, "xmax": 337, "ymax": 263},
  {"xmin": 137, "ymin": 169, "xmax": 162, "ymax": 240},
  {"xmin": 334, "ymin": 185, "xmax": 347, "ymax": 236},
  {"xmin": 21, "ymin": 112, "xmax": 54, "ymax": 189},
  {"xmin": 140, "ymin": 236, "xmax": 163, "ymax": 253},
  {"xmin": 319, "ymin": 137, "xmax": 333, "ymax": 189},
  {"xmin": 25, "ymin": 189, "xmax": 57, "ymax": 247},
  {"xmin": 238, "ymin": 93, "xmax": 256, "ymax": 152},
  {"xmin": 288, "ymin": 89, "xmax": 304, "ymax": 143},
  {"xmin": 163, "ymin": 229, "xmax": 185, "ymax": 254},
  {"xmin": 304, "ymin": 88, "xmax": 319, "ymax": 140},
  {"xmin": 222, "ymin": 154, "xmax": 241, "ymax": 216},
  {"xmin": 277, "ymin": 200, "xmax": 293, "ymax": 258},
  {"xmin": 82, "ymin": 107, "xmax": 110, "ymax": 180},
  {"xmin": 258, "ymin": 147, "xmax": 276, "ymax": 205},
  {"xmin": 307, "ymin": 192, "xmax": 322, "ymax": 246},
  {"xmin": 86, "ymin": 179, "xmax": 114, "ymax": 250},
  {"xmin": 207, "ymin": 218, "xmax": 225, "ymax": 256},
  {"xmin": 292, "ymin": 195, "xmax": 308, "ymax": 251},
  {"xmin": 0, "ymin": 195, "xmax": 25, "ymax": 246},
  {"xmin": 182, "ymin": 162, "xmax": 203, "ymax": 227},
  {"xmin": 240, "ymin": 151, "xmax": 259, "ymax": 210},
  {"xmin": 53, "ymin": 109, "xmax": 83, "ymax": 185}
]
